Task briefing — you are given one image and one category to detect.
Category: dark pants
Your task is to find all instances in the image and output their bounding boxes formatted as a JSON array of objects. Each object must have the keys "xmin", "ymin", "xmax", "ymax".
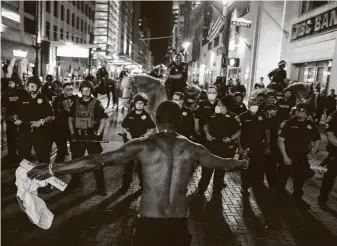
[
  {"xmin": 319, "ymin": 154, "xmax": 337, "ymax": 202},
  {"xmin": 277, "ymin": 154, "xmax": 313, "ymax": 198},
  {"xmin": 70, "ymin": 133, "xmax": 106, "ymax": 192},
  {"xmin": 198, "ymin": 141, "xmax": 235, "ymax": 194},
  {"xmin": 240, "ymin": 150, "xmax": 265, "ymax": 191},
  {"xmin": 51, "ymin": 123, "xmax": 69, "ymax": 162},
  {"xmin": 18, "ymin": 128, "xmax": 51, "ymax": 163},
  {"xmin": 264, "ymin": 150, "xmax": 281, "ymax": 188},
  {"xmin": 315, "ymin": 108, "xmax": 325, "ymax": 123},
  {"xmin": 106, "ymin": 85, "xmax": 118, "ymax": 106},
  {"xmin": 6, "ymin": 121, "xmax": 18, "ymax": 160},
  {"xmin": 132, "ymin": 216, "xmax": 191, "ymax": 246}
]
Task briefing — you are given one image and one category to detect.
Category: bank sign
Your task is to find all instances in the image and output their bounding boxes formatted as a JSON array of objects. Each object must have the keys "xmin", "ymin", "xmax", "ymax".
[{"xmin": 291, "ymin": 7, "xmax": 337, "ymax": 41}]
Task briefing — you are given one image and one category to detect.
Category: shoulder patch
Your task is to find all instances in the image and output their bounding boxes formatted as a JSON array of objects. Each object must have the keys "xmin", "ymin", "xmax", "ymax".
[
  {"xmin": 327, "ymin": 116, "xmax": 332, "ymax": 123},
  {"xmin": 280, "ymin": 122, "xmax": 286, "ymax": 128},
  {"xmin": 307, "ymin": 124, "xmax": 312, "ymax": 130},
  {"xmin": 258, "ymin": 116, "xmax": 263, "ymax": 121}
]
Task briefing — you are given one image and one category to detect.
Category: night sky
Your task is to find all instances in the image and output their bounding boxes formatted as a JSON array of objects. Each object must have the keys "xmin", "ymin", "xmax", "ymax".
[{"xmin": 141, "ymin": 1, "xmax": 172, "ymax": 65}]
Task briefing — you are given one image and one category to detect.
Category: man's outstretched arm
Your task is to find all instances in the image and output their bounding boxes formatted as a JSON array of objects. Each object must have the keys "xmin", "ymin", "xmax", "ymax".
[
  {"xmin": 195, "ymin": 143, "xmax": 248, "ymax": 171},
  {"xmin": 27, "ymin": 139, "xmax": 142, "ymax": 180}
]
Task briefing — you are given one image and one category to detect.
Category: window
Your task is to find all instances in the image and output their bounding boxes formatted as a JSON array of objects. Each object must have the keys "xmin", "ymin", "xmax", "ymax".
[
  {"xmin": 46, "ymin": 1, "xmax": 50, "ymax": 13},
  {"xmin": 77, "ymin": 17, "xmax": 79, "ymax": 29},
  {"xmin": 84, "ymin": 22, "xmax": 87, "ymax": 33},
  {"xmin": 72, "ymin": 35, "xmax": 74, "ymax": 42},
  {"xmin": 300, "ymin": 1, "xmax": 328, "ymax": 15},
  {"xmin": 91, "ymin": 9, "xmax": 95, "ymax": 20},
  {"xmin": 60, "ymin": 28, "xmax": 64, "ymax": 39},
  {"xmin": 24, "ymin": 17, "xmax": 35, "ymax": 35},
  {"xmin": 77, "ymin": 1, "xmax": 80, "ymax": 10},
  {"xmin": 208, "ymin": 41, "xmax": 212, "ymax": 50},
  {"xmin": 24, "ymin": 1, "xmax": 36, "ymax": 16},
  {"xmin": 53, "ymin": 25, "xmax": 57, "ymax": 40},
  {"xmin": 72, "ymin": 13, "xmax": 75, "ymax": 27},
  {"xmin": 71, "ymin": 1, "xmax": 75, "ymax": 7},
  {"xmin": 88, "ymin": 7, "xmax": 91, "ymax": 19},
  {"xmin": 54, "ymin": 2, "xmax": 58, "ymax": 17},
  {"xmin": 214, "ymin": 36, "xmax": 220, "ymax": 47},
  {"xmin": 46, "ymin": 21, "xmax": 50, "ymax": 39},
  {"xmin": 67, "ymin": 10, "xmax": 70, "ymax": 24},
  {"xmin": 82, "ymin": 3, "xmax": 85, "ymax": 13},
  {"xmin": 81, "ymin": 20, "xmax": 83, "ymax": 32},
  {"xmin": 88, "ymin": 24, "xmax": 91, "ymax": 33},
  {"xmin": 66, "ymin": 31, "xmax": 69, "ymax": 40},
  {"xmin": 61, "ymin": 5, "xmax": 64, "ymax": 21},
  {"xmin": 76, "ymin": 37, "xmax": 79, "ymax": 43}
]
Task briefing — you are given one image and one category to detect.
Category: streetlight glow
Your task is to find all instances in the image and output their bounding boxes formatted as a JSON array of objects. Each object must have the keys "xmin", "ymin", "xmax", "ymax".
[{"xmin": 182, "ymin": 41, "xmax": 191, "ymax": 51}]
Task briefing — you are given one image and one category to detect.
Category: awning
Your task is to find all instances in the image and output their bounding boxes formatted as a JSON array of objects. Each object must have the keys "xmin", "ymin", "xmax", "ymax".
[{"xmin": 1, "ymin": 39, "xmax": 36, "ymax": 62}]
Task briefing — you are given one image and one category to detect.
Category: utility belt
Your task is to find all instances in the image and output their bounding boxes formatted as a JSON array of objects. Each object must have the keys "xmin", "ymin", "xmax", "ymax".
[{"xmin": 75, "ymin": 128, "xmax": 96, "ymax": 136}]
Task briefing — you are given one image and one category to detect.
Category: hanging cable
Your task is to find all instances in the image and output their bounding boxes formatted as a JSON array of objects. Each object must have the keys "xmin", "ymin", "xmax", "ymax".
[{"xmin": 139, "ymin": 35, "xmax": 173, "ymax": 41}]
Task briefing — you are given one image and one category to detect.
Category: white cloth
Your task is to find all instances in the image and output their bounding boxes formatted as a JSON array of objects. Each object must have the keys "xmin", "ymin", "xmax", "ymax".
[{"xmin": 15, "ymin": 166, "xmax": 54, "ymax": 229}]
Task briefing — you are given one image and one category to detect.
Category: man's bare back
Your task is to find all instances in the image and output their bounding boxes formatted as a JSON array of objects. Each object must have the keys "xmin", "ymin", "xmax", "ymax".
[{"xmin": 27, "ymin": 132, "xmax": 248, "ymax": 218}]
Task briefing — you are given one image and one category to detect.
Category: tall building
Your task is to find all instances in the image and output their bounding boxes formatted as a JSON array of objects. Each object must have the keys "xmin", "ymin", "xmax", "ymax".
[
  {"xmin": 93, "ymin": 0, "xmax": 120, "ymax": 77},
  {"xmin": 1, "ymin": 1, "xmax": 38, "ymax": 80},
  {"xmin": 132, "ymin": 16, "xmax": 151, "ymax": 70},
  {"xmin": 118, "ymin": 1, "xmax": 133, "ymax": 60}
]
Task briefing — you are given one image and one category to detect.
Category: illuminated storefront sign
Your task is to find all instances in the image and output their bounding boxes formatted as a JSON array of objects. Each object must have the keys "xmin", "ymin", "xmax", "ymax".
[
  {"xmin": 13, "ymin": 49, "xmax": 27, "ymax": 58},
  {"xmin": 291, "ymin": 7, "xmax": 337, "ymax": 41},
  {"xmin": 57, "ymin": 46, "xmax": 89, "ymax": 58}
]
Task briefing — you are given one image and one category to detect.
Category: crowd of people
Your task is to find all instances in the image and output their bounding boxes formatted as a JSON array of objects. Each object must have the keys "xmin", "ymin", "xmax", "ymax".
[{"xmin": 1, "ymin": 54, "xmax": 337, "ymax": 245}]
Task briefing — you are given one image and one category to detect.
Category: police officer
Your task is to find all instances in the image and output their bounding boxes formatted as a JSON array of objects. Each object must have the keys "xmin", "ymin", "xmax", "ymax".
[
  {"xmin": 318, "ymin": 110, "xmax": 337, "ymax": 209},
  {"xmin": 41, "ymin": 74, "xmax": 54, "ymax": 101},
  {"xmin": 233, "ymin": 79, "xmax": 246, "ymax": 98},
  {"xmin": 120, "ymin": 93, "xmax": 156, "ymax": 191},
  {"xmin": 277, "ymin": 103, "xmax": 320, "ymax": 208},
  {"xmin": 194, "ymin": 86, "xmax": 219, "ymax": 145},
  {"xmin": 236, "ymin": 97, "xmax": 271, "ymax": 196},
  {"xmin": 172, "ymin": 92, "xmax": 197, "ymax": 141},
  {"xmin": 50, "ymin": 80, "xmax": 63, "ymax": 102},
  {"xmin": 264, "ymin": 104, "xmax": 283, "ymax": 192},
  {"xmin": 277, "ymin": 88, "xmax": 295, "ymax": 121},
  {"xmin": 1, "ymin": 76, "xmax": 25, "ymax": 164},
  {"xmin": 232, "ymin": 92, "xmax": 247, "ymax": 115},
  {"xmin": 52, "ymin": 82, "xmax": 77, "ymax": 162},
  {"xmin": 268, "ymin": 60, "xmax": 287, "ymax": 92},
  {"xmin": 197, "ymin": 95, "xmax": 240, "ymax": 198},
  {"xmin": 14, "ymin": 77, "xmax": 54, "ymax": 163},
  {"xmin": 97, "ymin": 63, "xmax": 109, "ymax": 81},
  {"xmin": 68, "ymin": 80, "xmax": 108, "ymax": 196},
  {"xmin": 257, "ymin": 92, "xmax": 266, "ymax": 109},
  {"xmin": 167, "ymin": 53, "xmax": 188, "ymax": 99},
  {"xmin": 325, "ymin": 89, "xmax": 336, "ymax": 117}
]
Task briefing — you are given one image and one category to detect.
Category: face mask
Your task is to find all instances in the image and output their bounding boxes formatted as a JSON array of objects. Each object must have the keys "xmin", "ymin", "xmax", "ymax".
[
  {"xmin": 208, "ymin": 94, "xmax": 216, "ymax": 101},
  {"xmin": 215, "ymin": 106, "xmax": 221, "ymax": 114},
  {"xmin": 249, "ymin": 105, "xmax": 259, "ymax": 114}
]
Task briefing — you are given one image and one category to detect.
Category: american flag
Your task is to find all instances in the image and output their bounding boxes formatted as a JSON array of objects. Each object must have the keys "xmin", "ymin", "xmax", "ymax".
[{"xmin": 207, "ymin": 5, "xmax": 225, "ymax": 42}]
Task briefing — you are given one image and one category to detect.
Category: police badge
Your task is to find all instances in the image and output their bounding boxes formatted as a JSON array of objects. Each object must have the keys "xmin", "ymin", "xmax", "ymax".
[
  {"xmin": 258, "ymin": 116, "xmax": 263, "ymax": 121},
  {"xmin": 307, "ymin": 125, "xmax": 312, "ymax": 130},
  {"xmin": 141, "ymin": 115, "xmax": 146, "ymax": 120},
  {"xmin": 37, "ymin": 99, "xmax": 43, "ymax": 104},
  {"xmin": 182, "ymin": 112, "xmax": 187, "ymax": 116}
]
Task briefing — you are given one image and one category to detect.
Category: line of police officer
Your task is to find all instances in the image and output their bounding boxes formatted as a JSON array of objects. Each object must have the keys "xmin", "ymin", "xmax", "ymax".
[{"xmin": 1, "ymin": 75, "xmax": 108, "ymax": 195}]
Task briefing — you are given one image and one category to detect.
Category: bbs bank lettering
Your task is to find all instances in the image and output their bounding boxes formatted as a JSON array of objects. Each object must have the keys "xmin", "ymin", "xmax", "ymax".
[{"xmin": 291, "ymin": 7, "xmax": 337, "ymax": 41}]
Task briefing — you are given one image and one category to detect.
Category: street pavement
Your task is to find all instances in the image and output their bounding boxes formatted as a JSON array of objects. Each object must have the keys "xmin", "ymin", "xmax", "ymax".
[{"xmin": 1, "ymin": 95, "xmax": 337, "ymax": 246}]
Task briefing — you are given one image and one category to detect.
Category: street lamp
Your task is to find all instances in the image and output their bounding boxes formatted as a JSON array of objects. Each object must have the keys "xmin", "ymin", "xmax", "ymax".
[{"xmin": 182, "ymin": 41, "xmax": 191, "ymax": 51}]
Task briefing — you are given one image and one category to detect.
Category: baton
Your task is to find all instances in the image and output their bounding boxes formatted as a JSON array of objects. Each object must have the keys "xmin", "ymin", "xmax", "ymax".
[{"xmin": 70, "ymin": 140, "xmax": 110, "ymax": 143}]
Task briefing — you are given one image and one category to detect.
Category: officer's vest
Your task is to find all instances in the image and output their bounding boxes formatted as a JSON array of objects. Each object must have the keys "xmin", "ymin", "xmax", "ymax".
[{"xmin": 75, "ymin": 98, "xmax": 96, "ymax": 129}]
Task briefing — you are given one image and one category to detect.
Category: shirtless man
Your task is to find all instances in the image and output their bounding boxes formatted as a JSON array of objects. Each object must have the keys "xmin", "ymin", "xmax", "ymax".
[{"xmin": 27, "ymin": 101, "xmax": 249, "ymax": 246}]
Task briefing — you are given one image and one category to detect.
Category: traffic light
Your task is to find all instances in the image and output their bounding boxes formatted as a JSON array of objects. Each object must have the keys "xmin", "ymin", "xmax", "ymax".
[{"xmin": 228, "ymin": 58, "xmax": 240, "ymax": 67}]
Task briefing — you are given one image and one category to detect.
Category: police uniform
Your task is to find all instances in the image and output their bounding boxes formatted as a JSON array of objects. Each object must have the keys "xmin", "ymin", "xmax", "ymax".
[
  {"xmin": 1, "ymin": 87, "xmax": 27, "ymax": 163},
  {"xmin": 197, "ymin": 111, "xmax": 239, "ymax": 195},
  {"xmin": 16, "ymin": 92, "xmax": 54, "ymax": 163},
  {"xmin": 52, "ymin": 93, "xmax": 77, "ymax": 162},
  {"xmin": 121, "ymin": 108, "xmax": 156, "ymax": 188},
  {"xmin": 277, "ymin": 94, "xmax": 295, "ymax": 121},
  {"xmin": 168, "ymin": 61, "xmax": 188, "ymax": 98},
  {"xmin": 318, "ymin": 111, "xmax": 337, "ymax": 204},
  {"xmin": 268, "ymin": 67, "xmax": 287, "ymax": 92},
  {"xmin": 236, "ymin": 110, "xmax": 267, "ymax": 192},
  {"xmin": 194, "ymin": 99, "xmax": 218, "ymax": 145},
  {"xmin": 232, "ymin": 102, "xmax": 247, "ymax": 115},
  {"xmin": 277, "ymin": 112, "xmax": 320, "ymax": 199},
  {"xmin": 70, "ymin": 96, "xmax": 108, "ymax": 193},
  {"xmin": 177, "ymin": 106, "xmax": 197, "ymax": 141},
  {"xmin": 264, "ymin": 104, "xmax": 283, "ymax": 189},
  {"xmin": 41, "ymin": 82, "xmax": 54, "ymax": 101}
]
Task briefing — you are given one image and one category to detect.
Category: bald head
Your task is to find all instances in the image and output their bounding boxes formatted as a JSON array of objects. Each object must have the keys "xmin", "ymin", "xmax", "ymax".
[{"xmin": 156, "ymin": 101, "xmax": 181, "ymax": 128}]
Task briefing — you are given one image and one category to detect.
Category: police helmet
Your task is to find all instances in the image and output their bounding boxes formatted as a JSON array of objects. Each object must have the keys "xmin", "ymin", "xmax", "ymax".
[
  {"xmin": 45, "ymin": 74, "xmax": 54, "ymax": 81},
  {"xmin": 79, "ymin": 80, "xmax": 95, "ymax": 92},
  {"xmin": 26, "ymin": 76, "xmax": 42, "ymax": 89},
  {"xmin": 234, "ymin": 92, "xmax": 243, "ymax": 98},
  {"xmin": 266, "ymin": 90, "xmax": 277, "ymax": 97},
  {"xmin": 257, "ymin": 92, "xmax": 266, "ymax": 98},
  {"xmin": 133, "ymin": 93, "xmax": 148, "ymax": 105},
  {"xmin": 283, "ymin": 88, "xmax": 292, "ymax": 93},
  {"xmin": 278, "ymin": 60, "xmax": 286, "ymax": 67}
]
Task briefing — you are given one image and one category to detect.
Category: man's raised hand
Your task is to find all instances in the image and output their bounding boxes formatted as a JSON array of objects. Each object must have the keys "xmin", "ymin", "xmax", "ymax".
[{"xmin": 27, "ymin": 163, "xmax": 52, "ymax": 180}]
